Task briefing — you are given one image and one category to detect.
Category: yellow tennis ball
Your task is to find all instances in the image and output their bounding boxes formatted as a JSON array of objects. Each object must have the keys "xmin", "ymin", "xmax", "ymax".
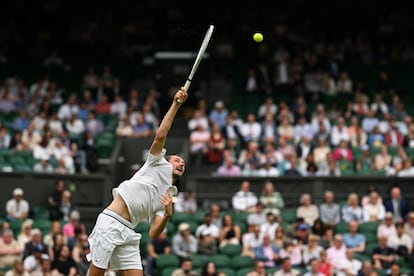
[{"xmin": 253, "ymin": 32, "xmax": 263, "ymax": 42}]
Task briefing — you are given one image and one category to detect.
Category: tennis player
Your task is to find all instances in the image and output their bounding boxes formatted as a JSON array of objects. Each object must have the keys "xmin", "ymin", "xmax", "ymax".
[{"xmin": 87, "ymin": 88, "xmax": 188, "ymax": 276}]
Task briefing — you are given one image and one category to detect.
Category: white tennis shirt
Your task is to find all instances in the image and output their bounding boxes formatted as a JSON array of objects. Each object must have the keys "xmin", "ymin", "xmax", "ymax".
[{"xmin": 112, "ymin": 148, "xmax": 173, "ymax": 228}]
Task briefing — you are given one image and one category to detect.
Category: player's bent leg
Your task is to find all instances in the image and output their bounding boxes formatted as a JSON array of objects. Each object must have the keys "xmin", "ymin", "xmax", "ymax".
[
  {"xmin": 88, "ymin": 263, "xmax": 107, "ymax": 276},
  {"xmin": 119, "ymin": 269, "xmax": 143, "ymax": 276}
]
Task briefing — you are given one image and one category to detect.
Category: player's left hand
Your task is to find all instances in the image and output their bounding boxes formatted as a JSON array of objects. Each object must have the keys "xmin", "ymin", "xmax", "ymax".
[{"xmin": 160, "ymin": 193, "xmax": 173, "ymax": 217}]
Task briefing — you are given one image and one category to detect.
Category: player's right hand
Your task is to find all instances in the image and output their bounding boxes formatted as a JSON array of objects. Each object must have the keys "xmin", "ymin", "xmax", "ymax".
[{"xmin": 174, "ymin": 87, "xmax": 188, "ymax": 104}]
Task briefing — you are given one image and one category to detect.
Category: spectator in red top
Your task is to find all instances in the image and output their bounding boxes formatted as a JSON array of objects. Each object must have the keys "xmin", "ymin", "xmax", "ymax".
[
  {"xmin": 94, "ymin": 94, "xmax": 111, "ymax": 114},
  {"xmin": 385, "ymin": 119, "xmax": 404, "ymax": 147},
  {"xmin": 332, "ymin": 140, "xmax": 353, "ymax": 162}
]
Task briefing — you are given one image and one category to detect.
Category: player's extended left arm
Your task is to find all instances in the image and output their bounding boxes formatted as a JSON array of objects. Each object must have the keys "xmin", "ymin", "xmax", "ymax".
[
  {"xmin": 149, "ymin": 88, "xmax": 188, "ymax": 156},
  {"xmin": 149, "ymin": 193, "xmax": 173, "ymax": 239}
]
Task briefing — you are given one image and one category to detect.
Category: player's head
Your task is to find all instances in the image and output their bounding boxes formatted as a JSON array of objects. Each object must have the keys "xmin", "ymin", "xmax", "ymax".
[{"xmin": 166, "ymin": 155, "xmax": 185, "ymax": 180}]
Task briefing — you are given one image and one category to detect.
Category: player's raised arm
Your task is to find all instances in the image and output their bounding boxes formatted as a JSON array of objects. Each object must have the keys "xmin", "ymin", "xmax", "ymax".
[{"xmin": 149, "ymin": 88, "xmax": 188, "ymax": 156}]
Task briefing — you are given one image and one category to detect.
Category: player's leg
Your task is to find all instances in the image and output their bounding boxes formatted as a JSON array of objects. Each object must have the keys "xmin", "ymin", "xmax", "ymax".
[
  {"xmin": 119, "ymin": 269, "xmax": 143, "ymax": 276},
  {"xmin": 88, "ymin": 263, "xmax": 107, "ymax": 276}
]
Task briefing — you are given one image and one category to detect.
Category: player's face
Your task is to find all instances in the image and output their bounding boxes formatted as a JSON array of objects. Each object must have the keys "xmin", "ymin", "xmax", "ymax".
[{"xmin": 169, "ymin": 155, "xmax": 185, "ymax": 178}]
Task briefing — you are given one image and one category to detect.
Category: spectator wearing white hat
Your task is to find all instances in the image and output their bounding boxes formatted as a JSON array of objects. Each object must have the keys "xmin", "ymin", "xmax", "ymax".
[
  {"xmin": 172, "ymin": 223, "xmax": 198, "ymax": 260},
  {"xmin": 5, "ymin": 188, "xmax": 29, "ymax": 221}
]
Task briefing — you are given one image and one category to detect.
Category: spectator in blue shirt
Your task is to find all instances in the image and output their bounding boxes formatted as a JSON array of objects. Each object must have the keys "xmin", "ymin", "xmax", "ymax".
[
  {"xmin": 12, "ymin": 109, "xmax": 30, "ymax": 131},
  {"xmin": 343, "ymin": 220, "xmax": 366, "ymax": 254},
  {"xmin": 209, "ymin": 101, "xmax": 228, "ymax": 129}
]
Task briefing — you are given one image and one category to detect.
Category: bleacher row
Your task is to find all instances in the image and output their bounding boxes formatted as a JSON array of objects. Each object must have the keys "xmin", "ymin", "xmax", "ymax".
[
  {"xmin": 0, "ymin": 112, "xmax": 119, "ymax": 173},
  {"xmin": 137, "ymin": 210, "xmax": 414, "ymax": 276}
]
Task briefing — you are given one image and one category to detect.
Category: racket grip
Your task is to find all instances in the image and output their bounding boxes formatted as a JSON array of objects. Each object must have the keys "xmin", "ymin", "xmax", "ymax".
[{"xmin": 177, "ymin": 80, "xmax": 191, "ymax": 103}]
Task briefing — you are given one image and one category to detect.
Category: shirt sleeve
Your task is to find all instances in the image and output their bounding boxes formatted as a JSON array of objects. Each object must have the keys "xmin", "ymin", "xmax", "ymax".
[{"xmin": 146, "ymin": 148, "xmax": 167, "ymax": 165}]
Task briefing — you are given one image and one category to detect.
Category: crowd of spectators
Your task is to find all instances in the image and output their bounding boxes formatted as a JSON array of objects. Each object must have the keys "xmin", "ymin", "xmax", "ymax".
[
  {"xmin": 186, "ymin": 64, "xmax": 414, "ymax": 177},
  {"xmin": 147, "ymin": 180, "xmax": 414, "ymax": 276},
  {"xmin": 0, "ymin": 180, "xmax": 103, "ymax": 276}
]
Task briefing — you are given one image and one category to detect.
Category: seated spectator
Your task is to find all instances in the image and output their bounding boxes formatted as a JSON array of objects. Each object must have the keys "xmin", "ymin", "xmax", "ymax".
[
  {"xmin": 297, "ymin": 193, "xmax": 319, "ymax": 226},
  {"xmin": 12, "ymin": 109, "xmax": 30, "ymax": 131},
  {"xmin": 319, "ymin": 190, "xmax": 341, "ymax": 226},
  {"xmin": 209, "ymin": 101, "xmax": 228, "ymax": 129},
  {"xmin": 294, "ymin": 223, "xmax": 310, "ymax": 244},
  {"xmin": 232, "ymin": 181, "xmax": 258, "ymax": 213},
  {"xmin": 342, "ymin": 193, "xmax": 363, "ymax": 223},
  {"xmin": 218, "ymin": 214, "xmax": 240, "ymax": 248},
  {"xmin": 332, "ymin": 140, "xmax": 353, "ymax": 162},
  {"xmin": 240, "ymin": 113, "xmax": 262, "ymax": 143},
  {"xmin": 385, "ymin": 119, "xmax": 404, "ymax": 147},
  {"xmin": 188, "ymin": 109, "xmax": 209, "ymax": 132},
  {"xmin": 350, "ymin": 127, "xmax": 368, "ymax": 148},
  {"xmin": 174, "ymin": 190, "xmax": 197, "ymax": 214},
  {"xmin": 200, "ymin": 261, "xmax": 223, "ymax": 276},
  {"xmin": 254, "ymin": 234, "xmax": 280, "ymax": 268},
  {"xmin": 23, "ymin": 244, "xmax": 49, "ymax": 274},
  {"xmin": 110, "ymin": 94, "xmax": 127, "ymax": 119},
  {"xmin": 197, "ymin": 229, "xmax": 218, "ymax": 256},
  {"xmin": 355, "ymin": 146, "xmax": 373, "ymax": 172},
  {"xmin": 372, "ymin": 235, "xmax": 396, "ymax": 270},
  {"xmin": 247, "ymin": 202, "xmax": 267, "ymax": 226},
  {"xmin": 327, "ymin": 234, "xmax": 346, "ymax": 268},
  {"xmin": 397, "ymin": 159, "xmax": 414, "ymax": 177},
  {"xmin": 260, "ymin": 112, "xmax": 278, "ymax": 144},
  {"xmin": 116, "ymin": 117, "xmax": 134, "ymax": 137},
  {"xmin": 384, "ymin": 186, "xmax": 410, "ymax": 222},
  {"xmin": 279, "ymin": 241, "xmax": 302, "ymax": 268},
  {"xmin": 317, "ymin": 249, "xmax": 333, "ymax": 276},
  {"xmin": 66, "ymin": 113, "xmax": 85, "ymax": 135},
  {"xmin": 85, "ymin": 110, "xmax": 104, "ymax": 135},
  {"xmin": 43, "ymin": 221, "xmax": 62, "ymax": 250},
  {"xmin": 246, "ymin": 260, "xmax": 267, "ymax": 276},
  {"xmin": 335, "ymin": 248, "xmax": 362, "ymax": 276},
  {"xmin": 274, "ymin": 257, "xmax": 301, "ymax": 276},
  {"xmin": 59, "ymin": 190, "xmax": 76, "ymax": 222},
  {"xmin": 71, "ymin": 233, "xmax": 89, "ymax": 276},
  {"xmin": 195, "ymin": 213, "xmax": 220, "ymax": 241},
  {"xmin": 362, "ymin": 111, "xmax": 379, "ymax": 134},
  {"xmin": 362, "ymin": 191, "xmax": 385, "ymax": 222},
  {"xmin": 17, "ymin": 220, "xmax": 33, "ymax": 249},
  {"xmin": 259, "ymin": 181, "xmax": 284, "ymax": 214},
  {"xmin": 361, "ymin": 185, "xmax": 383, "ymax": 207},
  {"xmin": 294, "ymin": 116, "xmax": 313, "ymax": 144},
  {"xmin": 238, "ymin": 141, "xmax": 261, "ymax": 168},
  {"xmin": 357, "ymin": 260, "xmax": 375, "ymax": 276},
  {"xmin": 377, "ymin": 212, "xmax": 397, "ymax": 238},
  {"xmin": 94, "ymin": 94, "xmax": 111, "ymax": 114},
  {"xmin": 404, "ymin": 211, "xmax": 414, "ymax": 241},
  {"xmin": 9, "ymin": 130, "xmax": 24, "ymax": 151},
  {"xmin": 242, "ymin": 224, "xmax": 263, "ymax": 258},
  {"xmin": 331, "ymin": 117, "xmax": 350, "ymax": 147},
  {"xmin": 172, "ymin": 223, "xmax": 198, "ymax": 260},
  {"xmin": 367, "ymin": 126, "xmax": 384, "ymax": 148},
  {"xmin": 22, "ymin": 228, "xmax": 48, "ymax": 260},
  {"xmin": 312, "ymin": 218, "xmax": 326, "ymax": 237},
  {"xmin": 131, "ymin": 113, "xmax": 154, "ymax": 138},
  {"xmin": 172, "ymin": 258, "xmax": 197, "ymax": 276},
  {"xmin": 51, "ymin": 244, "xmax": 77, "ymax": 276},
  {"xmin": 258, "ymin": 161, "xmax": 280, "ymax": 177},
  {"xmin": 4, "ymin": 259, "xmax": 29, "ymax": 276},
  {"xmin": 207, "ymin": 123, "xmax": 225, "ymax": 165},
  {"xmin": 33, "ymin": 155, "xmax": 54, "ymax": 173},
  {"xmin": 343, "ymin": 221, "xmax": 366, "ymax": 254},
  {"xmin": 5, "ymin": 188, "xmax": 29, "ymax": 221},
  {"xmin": 284, "ymin": 158, "xmax": 302, "ymax": 176},
  {"xmin": 48, "ymin": 233, "xmax": 64, "ymax": 262},
  {"xmin": 216, "ymin": 153, "xmax": 241, "ymax": 176},
  {"xmin": 387, "ymin": 222, "xmax": 413, "ymax": 257},
  {"xmin": 258, "ymin": 96, "xmax": 278, "ymax": 120},
  {"xmin": 146, "ymin": 229, "xmax": 171, "ymax": 276},
  {"xmin": 303, "ymin": 234, "xmax": 324, "ymax": 265},
  {"xmin": 304, "ymin": 258, "xmax": 325, "ymax": 276},
  {"xmin": 278, "ymin": 116, "xmax": 295, "ymax": 141},
  {"xmin": 313, "ymin": 139, "xmax": 331, "ymax": 166},
  {"xmin": 319, "ymin": 225, "xmax": 334, "ymax": 250},
  {"xmin": 260, "ymin": 211, "xmax": 280, "ymax": 241},
  {"xmin": 62, "ymin": 210, "xmax": 86, "ymax": 240},
  {"xmin": 0, "ymin": 229, "xmax": 22, "ymax": 268},
  {"xmin": 389, "ymin": 262, "xmax": 403, "ymax": 276},
  {"xmin": 374, "ymin": 145, "xmax": 391, "ymax": 171},
  {"xmin": 273, "ymin": 227, "xmax": 290, "ymax": 248},
  {"xmin": 209, "ymin": 203, "xmax": 222, "ymax": 228},
  {"xmin": 189, "ymin": 123, "xmax": 210, "ymax": 165}
]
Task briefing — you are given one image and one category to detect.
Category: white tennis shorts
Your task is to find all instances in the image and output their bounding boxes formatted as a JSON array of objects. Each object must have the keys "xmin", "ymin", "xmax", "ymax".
[{"xmin": 87, "ymin": 209, "xmax": 142, "ymax": 271}]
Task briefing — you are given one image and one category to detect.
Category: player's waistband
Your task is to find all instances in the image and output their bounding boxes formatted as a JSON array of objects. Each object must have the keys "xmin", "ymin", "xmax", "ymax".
[{"xmin": 102, "ymin": 209, "xmax": 134, "ymax": 230}]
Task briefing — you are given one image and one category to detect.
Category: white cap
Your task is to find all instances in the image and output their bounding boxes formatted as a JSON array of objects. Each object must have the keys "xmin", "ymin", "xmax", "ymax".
[
  {"xmin": 215, "ymin": 101, "xmax": 224, "ymax": 108},
  {"xmin": 13, "ymin": 188, "xmax": 24, "ymax": 196},
  {"xmin": 70, "ymin": 210, "xmax": 80, "ymax": 220},
  {"xmin": 178, "ymin": 223, "xmax": 190, "ymax": 232}
]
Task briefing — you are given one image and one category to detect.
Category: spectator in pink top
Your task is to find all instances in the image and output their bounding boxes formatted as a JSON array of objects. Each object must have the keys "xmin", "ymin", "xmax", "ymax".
[
  {"xmin": 327, "ymin": 234, "xmax": 346, "ymax": 269},
  {"xmin": 216, "ymin": 153, "xmax": 241, "ymax": 176},
  {"xmin": 62, "ymin": 211, "xmax": 86, "ymax": 239},
  {"xmin": 332, "ymin": 140, "xmax": 353, "ymax": 162}
]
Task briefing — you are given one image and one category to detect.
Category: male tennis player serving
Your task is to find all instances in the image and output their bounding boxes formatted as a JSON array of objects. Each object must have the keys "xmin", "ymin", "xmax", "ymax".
[{"xmin": 87, "ymin": 88, "xmax": 188, "ymax": 276}]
